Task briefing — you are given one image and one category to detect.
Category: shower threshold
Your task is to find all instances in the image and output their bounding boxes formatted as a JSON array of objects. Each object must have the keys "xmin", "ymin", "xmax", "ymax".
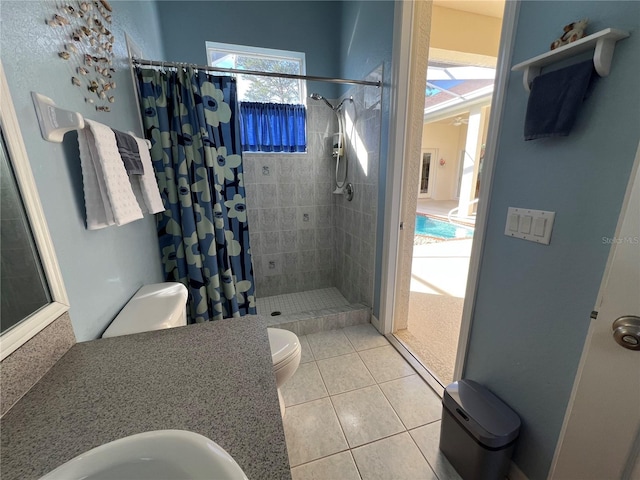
[{"xmin": 256, "ymin": 287, "xmax": 370, "ymax": 336}]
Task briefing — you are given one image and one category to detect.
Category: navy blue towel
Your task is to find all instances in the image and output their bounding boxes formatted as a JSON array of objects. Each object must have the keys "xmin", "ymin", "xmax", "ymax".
[
  {"xmin": 112, "ymin": 129, "xmax": 144, "ymax": 175},
  {"xmin": 524, "ymin": 60, "xmax": 596, "ymax": 141}
]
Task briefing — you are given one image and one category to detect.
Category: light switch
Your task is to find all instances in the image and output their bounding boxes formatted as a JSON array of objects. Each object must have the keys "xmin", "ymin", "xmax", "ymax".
[
  {"xmin": 533, "ymin": 217, "xmax": 546, "ymax": 237},
  {"xmin": 520, "ymin": 215, "xmax": 532, "ymax": 234},
  {"xmin": 508, "ymin": 214, "xmax": 519, "ymax": 232},
  {"xmin": 505, "ymin": 207, "xmax": 555, "ymax": 245}
]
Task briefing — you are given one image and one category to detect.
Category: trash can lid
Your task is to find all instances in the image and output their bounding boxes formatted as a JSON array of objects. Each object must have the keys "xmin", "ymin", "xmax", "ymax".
[{"xmin": 443, "ymin": 379, "xmax": 521, "ymax": 449}]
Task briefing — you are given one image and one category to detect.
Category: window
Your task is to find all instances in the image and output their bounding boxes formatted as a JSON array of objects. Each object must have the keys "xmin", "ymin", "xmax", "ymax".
[
  {"xmin": 206, "ymin": 42, "xmax": 307, "ymax": 153},
  {"xmin": 206, "ymin": 42, "xmax": 306, "ymax": 104}
]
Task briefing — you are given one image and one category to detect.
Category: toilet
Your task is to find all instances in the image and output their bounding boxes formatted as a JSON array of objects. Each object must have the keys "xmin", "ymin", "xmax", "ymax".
[
  {"xmin": 267, "ymin": 328, "xmax": 302, "ymax": 417},
  {"xmin": 102, "ymin": 282, "xmax": 189, "ymax": 338},
  {"xmin": 102, "ymin": 282, "xmax": 301, "ymax": 417}
]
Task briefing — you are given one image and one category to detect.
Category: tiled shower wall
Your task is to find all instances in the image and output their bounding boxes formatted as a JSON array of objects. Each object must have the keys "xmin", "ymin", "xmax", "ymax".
[
  {"xmin": 244, "ymin": 68, "xmax": 382, "ymax": 304},
  {"xmin": 244, "ymin": 104, "xmax": 338, "ymax": 297},
  {"xmin": 333, "ymin": 66, "xmax": 382, "ymax": 307}
]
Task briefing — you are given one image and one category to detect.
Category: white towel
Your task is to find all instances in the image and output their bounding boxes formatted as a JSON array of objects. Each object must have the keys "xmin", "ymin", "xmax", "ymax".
[
  {"xmin": 129, "ymin": 136, "xmax": 165, "ymax": 214},
  {"xmin": 78, "ymin": 119, "xmax": 143, "ymax": 229}
]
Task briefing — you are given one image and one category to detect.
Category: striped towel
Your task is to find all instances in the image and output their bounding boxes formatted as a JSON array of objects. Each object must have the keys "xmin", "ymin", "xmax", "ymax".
[
  {"xmin": 112, "ymin": 129, "xmax": 144, "ymax": 175},
  {"xmin": 129, "ymin": 136, "xmax": 165, "ymax": 214}
]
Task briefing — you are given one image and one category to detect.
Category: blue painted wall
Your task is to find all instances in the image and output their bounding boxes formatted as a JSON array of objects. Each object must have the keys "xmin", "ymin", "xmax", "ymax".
[
  {"xmin": 0, "ymin": 1, "xmax": 167, "ymax": 341},
  {"xmin": 465, "ymin": 2, "xmax": 639, "ymax": 478},
  {"xmin": 338, "ymin": 1, "xmax": 395, "ymax": 318},
  {"xmin": 155, "ymin": 0, "xmax": 343, "ymax": 98},
  {"xmin": 338, "ymin": 1, "xmax": 394, "ymax": 84}
]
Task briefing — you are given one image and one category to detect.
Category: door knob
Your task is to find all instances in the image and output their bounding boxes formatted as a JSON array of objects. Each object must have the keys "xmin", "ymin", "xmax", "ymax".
[{"xmin": 612, "ymin": 316, "xmax": 640, "ymax": 350}]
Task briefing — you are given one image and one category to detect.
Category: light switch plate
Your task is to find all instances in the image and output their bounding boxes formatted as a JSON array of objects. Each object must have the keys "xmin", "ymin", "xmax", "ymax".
[{"xmin": 504, "ymin": 207, "xmax": 555, "ymax": 245}]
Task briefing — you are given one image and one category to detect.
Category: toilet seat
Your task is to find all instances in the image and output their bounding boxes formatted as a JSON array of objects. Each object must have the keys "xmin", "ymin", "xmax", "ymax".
[{"xmin": 268, "ymin": 328, "xmax": 301, "ymax": 369}]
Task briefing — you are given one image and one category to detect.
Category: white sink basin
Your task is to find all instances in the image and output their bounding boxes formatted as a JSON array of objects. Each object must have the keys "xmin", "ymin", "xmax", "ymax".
[{"xmin": 39, "ymin": 430, "xmax": 249, "ymax": 480}]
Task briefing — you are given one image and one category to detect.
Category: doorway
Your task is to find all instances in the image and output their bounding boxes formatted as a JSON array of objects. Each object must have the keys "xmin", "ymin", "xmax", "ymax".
[
  {"xmin": 396, "ymin": 108, "xmax": 486, "ymax": 386},
  {"xmin": 418, "ymin": 148, "xmax": 437, "ymax": 198},
  {"xmin": 383, "ymin": 0, "xmax": 515, "ymax": 392}
]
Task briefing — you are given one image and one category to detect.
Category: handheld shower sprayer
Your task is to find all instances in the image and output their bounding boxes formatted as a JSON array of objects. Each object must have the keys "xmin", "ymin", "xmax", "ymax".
[
  {"xmin": 309, "ymin": 93, "xmax": 356, "ymax": 194},
  {"xmin": 309, "ymin": 93, "xmax": 353, "ymax": 112},
  {"xmin": 309, "ymin": 93, "xmax": 336, "ymax": 111}
]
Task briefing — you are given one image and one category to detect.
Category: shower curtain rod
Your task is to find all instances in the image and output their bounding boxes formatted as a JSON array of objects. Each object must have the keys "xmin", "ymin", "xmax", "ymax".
[{"xmin": 131, "ymin": 58, "xmax": 382, "ymax": 88}]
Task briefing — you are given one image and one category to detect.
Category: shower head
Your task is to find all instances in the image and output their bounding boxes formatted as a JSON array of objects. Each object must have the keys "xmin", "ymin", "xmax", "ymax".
[{"xmin": 309, "ymin": 93, "xmax": 336, "ymax": 111}]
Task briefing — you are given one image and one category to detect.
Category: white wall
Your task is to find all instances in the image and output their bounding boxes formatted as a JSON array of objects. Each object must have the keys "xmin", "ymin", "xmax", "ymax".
[{"xmin": 422, "ymin": 121, "xmax": 468, "ymax": 200}]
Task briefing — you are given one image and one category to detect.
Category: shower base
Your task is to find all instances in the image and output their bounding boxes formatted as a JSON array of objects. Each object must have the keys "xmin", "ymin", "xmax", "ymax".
[{"xmin": 257, "ymin": 287, "xmax": 370, "ymax": 335}]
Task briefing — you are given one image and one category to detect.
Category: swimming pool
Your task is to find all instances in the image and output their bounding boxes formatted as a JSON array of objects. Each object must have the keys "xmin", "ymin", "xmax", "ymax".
[{"xmin": 415, "ymin": 215, "xmax": 474, "ymax": 240}]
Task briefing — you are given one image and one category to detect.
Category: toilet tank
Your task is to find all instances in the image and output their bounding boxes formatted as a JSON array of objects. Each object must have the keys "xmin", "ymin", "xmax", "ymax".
[{"xmin": 102, "ymin": 282, "xmax": 189, "ymax": 338}]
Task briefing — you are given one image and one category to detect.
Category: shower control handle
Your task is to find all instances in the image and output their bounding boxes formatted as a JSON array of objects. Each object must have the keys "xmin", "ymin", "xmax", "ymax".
[
  {"xmin": 612, "ymin": 315, "xmax": 640, "ymax": 350},
  {"xmin": 345, "ymin": 183, "xmax": 354, "ymax": 202}
]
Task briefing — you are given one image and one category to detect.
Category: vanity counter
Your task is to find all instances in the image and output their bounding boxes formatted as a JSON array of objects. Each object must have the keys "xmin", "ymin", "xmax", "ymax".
[{"xmin": 0, "ymin": 316, "xmax": 291, "ymax": 480}]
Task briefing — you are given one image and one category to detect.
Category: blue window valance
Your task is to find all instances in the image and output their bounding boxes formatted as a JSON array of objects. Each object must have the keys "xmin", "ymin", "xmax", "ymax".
[{"xmin": 239, "ymin": 102, "xmax": 306, "ymax": 153}]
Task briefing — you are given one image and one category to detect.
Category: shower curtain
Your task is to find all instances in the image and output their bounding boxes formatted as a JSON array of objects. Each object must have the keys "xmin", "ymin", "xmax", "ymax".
[{"xmin": 136, "ymin": 67, "xmax": 256, "ymax": 322}]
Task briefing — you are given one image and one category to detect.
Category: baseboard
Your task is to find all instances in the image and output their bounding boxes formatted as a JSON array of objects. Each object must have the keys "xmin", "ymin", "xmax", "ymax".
[{"xmin": 508, "ymin": 461, "xmax": 528, "ymax": 480}]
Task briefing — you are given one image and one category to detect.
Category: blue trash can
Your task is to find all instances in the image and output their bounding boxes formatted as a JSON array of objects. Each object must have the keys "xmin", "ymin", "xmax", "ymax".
[{"xmin": 439, "ymin": 380, "xmax": 521, "ymax": 480}]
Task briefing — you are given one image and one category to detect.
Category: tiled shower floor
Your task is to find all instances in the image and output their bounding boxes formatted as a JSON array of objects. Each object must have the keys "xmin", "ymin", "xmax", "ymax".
[
  {"xmin": 257, "ymin": 288, "xmax": 350, "ymax": 316},
  {"xmin": 257, "ymin": 288, "xmax": 370, "ymax": 336}
]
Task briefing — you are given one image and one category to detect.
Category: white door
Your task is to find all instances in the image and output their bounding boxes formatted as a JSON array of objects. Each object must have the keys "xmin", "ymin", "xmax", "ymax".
[
  {"xmin": 418, "ymin": 148, "xmax": 437, "ymax": 198},
  {"xmin": 551, "ymin": 143, "xmax": 640, "ymax": 479}
]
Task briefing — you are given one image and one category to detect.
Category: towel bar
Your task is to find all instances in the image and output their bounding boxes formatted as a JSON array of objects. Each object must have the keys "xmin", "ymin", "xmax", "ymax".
[
  {"xmin": 31, "ymin": 92, "xmax": 151, "ymax": 148},
  {"xmin": 32, "ymin": 92, "xmax": 84, "ymax": 143},
  {"xmin": 511, "ymin": 28, "xmax": 630, "ymax": 92}
]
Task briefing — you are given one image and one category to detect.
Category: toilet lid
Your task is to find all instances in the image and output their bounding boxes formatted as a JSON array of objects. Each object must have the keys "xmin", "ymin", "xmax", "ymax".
[
  {"xmin": 102, "ymin": 283, "xmax": 188, "ymax": 338},
  {"xmin": 268, "ymin": 328, "xmax": 300, "ymax": 366}
]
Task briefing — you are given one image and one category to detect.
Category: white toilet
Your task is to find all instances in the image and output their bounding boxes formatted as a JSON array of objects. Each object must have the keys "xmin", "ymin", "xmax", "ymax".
[
  {"xmin": 102, "ymin": 282, "xmax": 301, "ymax": 417},
  {"xmin": 102, "ymin": 283, "xmax": 189, "ymax": 338},
  {"xmin": 267, "ymin": 328, "xmax": 302, "ymax": 417}
]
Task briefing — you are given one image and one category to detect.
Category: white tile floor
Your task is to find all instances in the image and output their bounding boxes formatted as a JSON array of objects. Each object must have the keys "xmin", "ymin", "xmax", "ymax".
[
  {"xmin": 281, "ymin": 324, "xmax": 462, "ymax": 480},
  {"xmin": 257, "ymin": 288, "xmax": 350, "ymax": 316}
]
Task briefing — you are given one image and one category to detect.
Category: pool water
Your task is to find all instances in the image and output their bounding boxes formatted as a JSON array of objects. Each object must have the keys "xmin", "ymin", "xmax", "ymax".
[{"xmin": 415, "ymin": 215, "xmax": 474, "ymax": 240}]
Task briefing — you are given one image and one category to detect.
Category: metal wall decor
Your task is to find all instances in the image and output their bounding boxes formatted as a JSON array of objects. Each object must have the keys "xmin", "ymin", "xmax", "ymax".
[{"xmin": 46, "ymin": 0, "xmax": 116, "ymax": 112}]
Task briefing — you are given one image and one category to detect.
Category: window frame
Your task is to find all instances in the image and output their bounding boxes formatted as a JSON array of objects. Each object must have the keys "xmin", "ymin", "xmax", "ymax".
[
  {"xmin": 205, "ymin": 41, "xmax": 307, "ymax": 105},
  {"xmin": 0, "ymin": 62, "xmax": 70, "ymax": 360}
]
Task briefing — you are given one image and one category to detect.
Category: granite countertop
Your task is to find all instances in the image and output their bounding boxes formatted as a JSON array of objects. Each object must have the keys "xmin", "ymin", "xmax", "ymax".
[{"xmin": 0, "ymin": 316, "xmax": 291, "ymax": 480}]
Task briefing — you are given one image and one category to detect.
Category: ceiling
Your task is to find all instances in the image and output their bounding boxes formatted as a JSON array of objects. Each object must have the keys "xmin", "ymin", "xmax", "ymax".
[{"xmin": 433, "ymin": 0, "xmax": 505, "ymax": 19}]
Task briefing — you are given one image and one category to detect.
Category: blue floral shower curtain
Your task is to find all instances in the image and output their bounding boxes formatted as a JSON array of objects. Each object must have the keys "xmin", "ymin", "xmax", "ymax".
[{"xmin": 136, "ymin": 67, "xmax": 256, "ymax": 322}]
